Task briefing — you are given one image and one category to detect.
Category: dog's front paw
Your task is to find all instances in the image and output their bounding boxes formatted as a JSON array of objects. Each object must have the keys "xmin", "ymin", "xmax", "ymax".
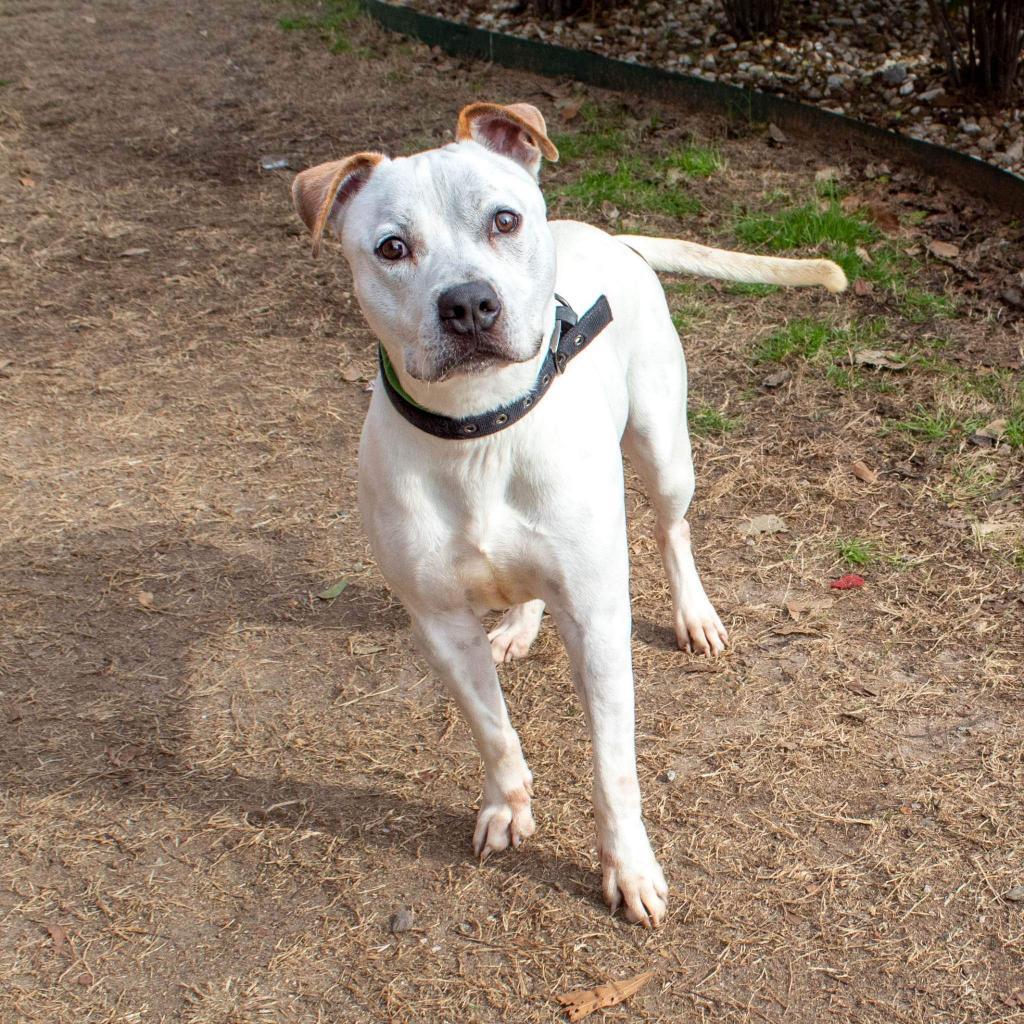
[
  {"xmin": 473, "ymin": 789, "xmax": 535, "ymax": 860},
  {"xmin": 675, "ymin": 599, "xmax": 728, "ymax": 657},
  {"xmin": 600, "ymin": 841, "xmax": 668, "ymax": 928}
]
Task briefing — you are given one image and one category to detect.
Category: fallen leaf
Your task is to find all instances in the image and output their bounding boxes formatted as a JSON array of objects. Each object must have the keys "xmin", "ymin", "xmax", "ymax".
[
  {"xmin": 767, "ymin": 123, "xmax": 787, "ymax": 145},
  {"xmin": 854, "ymin": 245, "xmax": 874, "ymax": 266},
  {"xmin": 814, "ymin": 165, "xmax": 840, "ymax": 182},
  {"xmin": 772, "ymin": 622, "xmax": 822, "ymax": 636},
  {"xmin": 739, "ymin": 514, "xmax": 788, "ymax": 538},
  {"xmin": 46, "ymin": 924, "xmax": 67, "ymax": 956},
  {"xmin": 830, "ymin": 574, "xmax": 866, "ymax": 590},
  {"xmin": 851, "ymin": 349, "xmax": 908, "ymax": 371},
  {"xmin": 760, "ymin": 368, "xmax": 791, "ymax": 389},
  {"xmin": 118, "ymin": 247, "xmax": 150, "ymax": 258},
  {"xmin": 600, "ymin": 200, "xmax": 619, "ymax": 223},
  {"xmin": 863, "ymin": 200, "xmax": 901, "ymax": 233},
  {"xmin": 76, "ymin": 973, "xmax": 94, "ymax": 987},
  {"xmin": 340, "ymin": 365, "xmax": 363, "ymax": 383},
  {"xmin": 137, "ymin": 590, "xmax": 154, "ymax": 609},
  {"xmin": 318, "ymin": 578, "xmax": 349, "ymax": 601},
  {"xmin": 845, "ymin": 680, "xmax": 879, "ymax": 697},
  {"xmin": 928, "ymin": 239, "xmax": 959, "ymax": 259},
  {"xmin": 389, "ymin": 908, "xmax": 415, "ymax": 933},
  {"xmin": 19, "ymin": 176, "xmax": 36, "ymax": 188},
  {"xmin": 556, "ymin": 971, "xmax": 655, "ymax": 1022},
  {"xmin": 975, "ymin": 417, "xmax": 1007, "ymax": 441},
  {"xmin": 784, "ymin": 595, "xmax": 835, "ymax": 618},
  {"xmin": 850, "ymin": 460, "xmax": 879, "ymax": 484},
  {"xmin": 556, "ymin": 97, "xmax": 583, "ymax": 122},
  {"xmin": 853, "ymin": 278, "xmax": 874, "ymax": 297}
]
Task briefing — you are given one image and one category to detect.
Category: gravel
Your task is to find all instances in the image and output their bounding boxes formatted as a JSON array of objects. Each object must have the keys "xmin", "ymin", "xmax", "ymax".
[{"xmin": 397, "ymin": 0, "xmax": 1024, "ymax": 179}]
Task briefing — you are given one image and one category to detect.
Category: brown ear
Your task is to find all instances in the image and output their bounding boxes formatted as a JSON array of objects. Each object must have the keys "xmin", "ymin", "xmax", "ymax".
[
  {"xmin": 291, "ymin": 152, "xmax": 385, "ymax": 258},
  {"xmin": 456, "ymin": 102, "xmax": 558, "ymax": 176}
]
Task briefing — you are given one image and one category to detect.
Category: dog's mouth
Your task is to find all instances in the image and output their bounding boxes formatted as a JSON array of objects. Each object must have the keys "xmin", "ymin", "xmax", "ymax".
[{"xmin": 415, "ymin": 333, "xmax": 544, "ymax": 382}]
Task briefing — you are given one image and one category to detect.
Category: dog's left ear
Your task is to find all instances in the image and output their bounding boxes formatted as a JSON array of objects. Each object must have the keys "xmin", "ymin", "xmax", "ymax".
[{"xmin": 456, "ymin": 102, "xmax": 559, "ymax": 177}]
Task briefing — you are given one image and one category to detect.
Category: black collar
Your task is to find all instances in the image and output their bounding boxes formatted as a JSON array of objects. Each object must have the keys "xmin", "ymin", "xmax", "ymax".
[{"xmin": 377, "ymin": 294, "xmax": 613, "ymax": 440}]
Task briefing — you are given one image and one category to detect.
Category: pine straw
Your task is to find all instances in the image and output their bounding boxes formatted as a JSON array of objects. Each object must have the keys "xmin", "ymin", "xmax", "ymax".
[{"xmin": 0, "ymin": 2, "xmax": 1022, "ymax": 1022}]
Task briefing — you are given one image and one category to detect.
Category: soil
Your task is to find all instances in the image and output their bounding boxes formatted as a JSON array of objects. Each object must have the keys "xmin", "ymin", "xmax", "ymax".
[{"xmin": 1, "ymin": 2, "xmax": 1022, "ymax": 1023}]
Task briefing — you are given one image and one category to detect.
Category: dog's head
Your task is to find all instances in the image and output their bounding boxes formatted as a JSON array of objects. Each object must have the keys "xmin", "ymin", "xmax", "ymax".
[{"xmin": 293, "ymin": 103, "xmax": 559, "ymax": 383}]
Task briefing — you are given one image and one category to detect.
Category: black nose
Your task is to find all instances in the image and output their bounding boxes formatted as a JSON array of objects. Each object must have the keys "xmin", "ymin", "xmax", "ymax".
[{"xmin": 437, "ymin": 280, "xmax": 502, "ymax": 335}]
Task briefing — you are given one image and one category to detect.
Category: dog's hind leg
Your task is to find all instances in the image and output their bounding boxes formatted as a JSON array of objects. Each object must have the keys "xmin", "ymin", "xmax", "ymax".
[
  {"xmin": 487, "ymin": 600, "xmax": 545, "ymax": 664},
  {"xmin": 622, "ymin": 343, "xmax": 728, "ymax": 656},
  {"xmin": 409, "ymin": 607, "xmax": 536, "ymax": 858}
]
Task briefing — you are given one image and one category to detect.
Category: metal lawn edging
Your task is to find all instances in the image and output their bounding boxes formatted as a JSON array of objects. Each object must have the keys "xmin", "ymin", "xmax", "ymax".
[{"xmin": 362, "ymin": 0, "xmax": 1024, "ymax": 217}]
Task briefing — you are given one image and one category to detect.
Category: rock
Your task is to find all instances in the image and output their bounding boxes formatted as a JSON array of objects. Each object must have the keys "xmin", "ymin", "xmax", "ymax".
[
  {"xmin": 390, "ymin": 909, "xmax": 415, "ymax": 933},
  {"xmin": 1000, "ymin": 287, "xmax": 1023, "ymax": 308},
  {"xmin": 880, "ymin": 62, "xmax": 908, "ymax": 86},
  {"xmin": 1005, "ymin": 137, "xmax": 1024, "ymax": 161},
  {"xmin": 767, "ymin": 123, "xmax": 788, "ymax": 146},
  {"xmin": 827, "ymin": 73, "xmax": 852, "ymax": 93},
  {"xmin": 919, "ymin": 87, "xmax": 945, "ymax": 103},
  {"xmin": 660, "ymin": 769, "xmax": 678, "ymax": 783},
  {"xmin": 899, "ymin": 79, "xmax": 915, "ymax": 96},
  {"xmin": 1005, "ymin": 885, "xmax": 1024, "ymax": 902}
]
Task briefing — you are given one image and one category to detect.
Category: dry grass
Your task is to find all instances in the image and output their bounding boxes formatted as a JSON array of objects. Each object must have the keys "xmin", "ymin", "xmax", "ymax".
[{"xmin": 1, "ymin": 2, "xmax": 1023, "ymax": 1022}]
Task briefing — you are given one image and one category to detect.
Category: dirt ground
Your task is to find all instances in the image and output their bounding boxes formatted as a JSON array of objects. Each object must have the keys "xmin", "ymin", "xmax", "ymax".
[{"xmin": 1, "ymin": 2, "xmax": 1023, "ymax": 1022}]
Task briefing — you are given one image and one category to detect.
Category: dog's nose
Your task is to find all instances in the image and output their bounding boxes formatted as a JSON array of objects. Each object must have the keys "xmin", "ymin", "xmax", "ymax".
[{"xmin": 437, "ymin": 280, "xmax": 502, "ymax": 335}]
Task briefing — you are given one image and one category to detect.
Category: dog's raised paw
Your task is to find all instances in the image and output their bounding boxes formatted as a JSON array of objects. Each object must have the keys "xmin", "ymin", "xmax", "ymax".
[
  {"xmin": 675, "ymin": 601, "xmax": 728, "ymax": 657},
  {"xmin": 487, "ymin": 601, "xmax": 544, "ymax": 664},
  {"xmin": 473, "ymin": 798, "xmax": 536, "ymax": 859}
]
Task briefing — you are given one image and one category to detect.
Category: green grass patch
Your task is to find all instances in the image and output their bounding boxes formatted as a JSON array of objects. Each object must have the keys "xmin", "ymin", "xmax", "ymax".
[
  {"xmin": 726, "ymin": 282, "xmax": 779, "ymax": 297},
  {"xmin": 894, "ymin": 406, "xmax": 964, "ymax": 442},
  {"xmin": 733, "ymin": 195, "xmax": 907, "ymax": 285},
  {"xmin": 898, "ymin": 288, "xmax": 957, "ymax": 323},
  {"xmin": 664, "ymin": 144, "xmax": 725, "ymax": 179},
  {"xmin": 689, "ymin": 405, "xmax": 742, "ymax": 436},
  {"xmin": 278, "ymin": 0, "xmax": 359, "ymax": 52},
  {"xmin": 753, "ymin": 316, "xmax": 886, "ymax": 366},
  {"xmin": 836, "ymin": 537, "xmax": 877, "ymax": 568},
  {"xmin": 553, "ymin": 158, "xmax": 701, "ymax": 218}
]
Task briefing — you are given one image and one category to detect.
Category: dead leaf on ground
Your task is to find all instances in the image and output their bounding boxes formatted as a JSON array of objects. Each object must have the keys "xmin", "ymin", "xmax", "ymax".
[
  {"xmin": 863, "ymin": 200, "xmax": 901, "ymax": 233},
  {"xmin": 928, "ymin": 239, "xmax": 960, "ymax": 259},
  {"xmin": 318, "ymin": 578, "xmax": 349, "ymax": 600},
  {"xmin": 850, "ymin": 459, "xmax": 879, "ymax": 484},
  {"xmin": 339, "ymin": 365, "xmax": 363, "ymax": 383},
  {"xmin": 600, "ymin": 200, "xmax": 619, "ymax": 223},
  {"xmin": 19, "ymin": 176, "xmax": 37, "ymax": 188},
  {"xmin": 975, "ymin": 418, "xmax": 1007, "ymax": 440},
  {"xmin": 46, "ymin": 924, "xmax": 68, "ymax": 956},
  {"xmin": 767, "ymin": 123, "xmax": 787, "ymax": 145},
  {"xmin": 118, "ymin": 247, "xmax": 150, "ymax": 258},
  {"xmin": 739, "ymin": 514, "xmax": 788, "ymax": 538},
  {"xmin": 853, "ymin": 278, "xmax": 873, "ymax": 297},
  {"xmin": 556, "ymin": 97, "xmax": 584, "ymax": 122},
  {"xmin": 850, "ymin": 349, "xmax": 908, "ymax": 370},
  {"xmin": 137, "ymin": 590, "xmax": 154, "ymax": 609},
  {"xmin": 784, "ymin": 595, "xmax": 835, "ymax": 619},
  {"xmin": 556, "ymin": 971, "xmax": 655, "ymax": 1022},
  {"xmin": 760, "ymin": 368, "xmax": 791, "ymax": 389}
]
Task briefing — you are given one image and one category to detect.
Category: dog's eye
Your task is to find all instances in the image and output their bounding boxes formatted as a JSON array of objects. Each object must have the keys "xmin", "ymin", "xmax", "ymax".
[
  {"xmin": 493, "ymin": 210, "xmax": 520, "ymax": 235},
  {"xmin": 376, "ymin": 236, "xmax": 408, "ymax": 261}
]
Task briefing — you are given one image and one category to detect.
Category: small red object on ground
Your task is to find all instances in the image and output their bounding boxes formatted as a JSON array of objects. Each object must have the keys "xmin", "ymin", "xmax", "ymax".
[{"xmin": 831, "ymin": 574, "xmax": 865, "ymax": 590}]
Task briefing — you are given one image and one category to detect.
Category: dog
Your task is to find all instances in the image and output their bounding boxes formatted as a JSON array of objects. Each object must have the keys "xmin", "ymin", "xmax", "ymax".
[{"xmin": 292, "ymin": 102, "xmax": 846, "ymax": 926}]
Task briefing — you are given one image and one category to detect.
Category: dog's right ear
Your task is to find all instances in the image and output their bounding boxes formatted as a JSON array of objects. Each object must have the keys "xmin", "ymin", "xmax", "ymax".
[{"xmin": 292, "ymin": 152, "xmax": 385, "ymax": 258}]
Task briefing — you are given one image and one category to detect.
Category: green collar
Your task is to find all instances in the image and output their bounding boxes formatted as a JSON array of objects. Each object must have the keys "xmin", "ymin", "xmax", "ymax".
[{"xmin": 378, "ymin": 345, "xmax": 428, "ymax": 411}]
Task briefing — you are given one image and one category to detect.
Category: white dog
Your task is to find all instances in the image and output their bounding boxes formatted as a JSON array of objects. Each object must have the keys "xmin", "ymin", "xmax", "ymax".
[{"xmin": 293, "ymin": 102, "xmax": 845, "ymax": 926}]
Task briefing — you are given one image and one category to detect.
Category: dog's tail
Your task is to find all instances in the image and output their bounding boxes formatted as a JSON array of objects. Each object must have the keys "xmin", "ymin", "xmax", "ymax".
[{"xmin": 616, "ymin": 235, "xmax": 848, "ymax": 293}]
